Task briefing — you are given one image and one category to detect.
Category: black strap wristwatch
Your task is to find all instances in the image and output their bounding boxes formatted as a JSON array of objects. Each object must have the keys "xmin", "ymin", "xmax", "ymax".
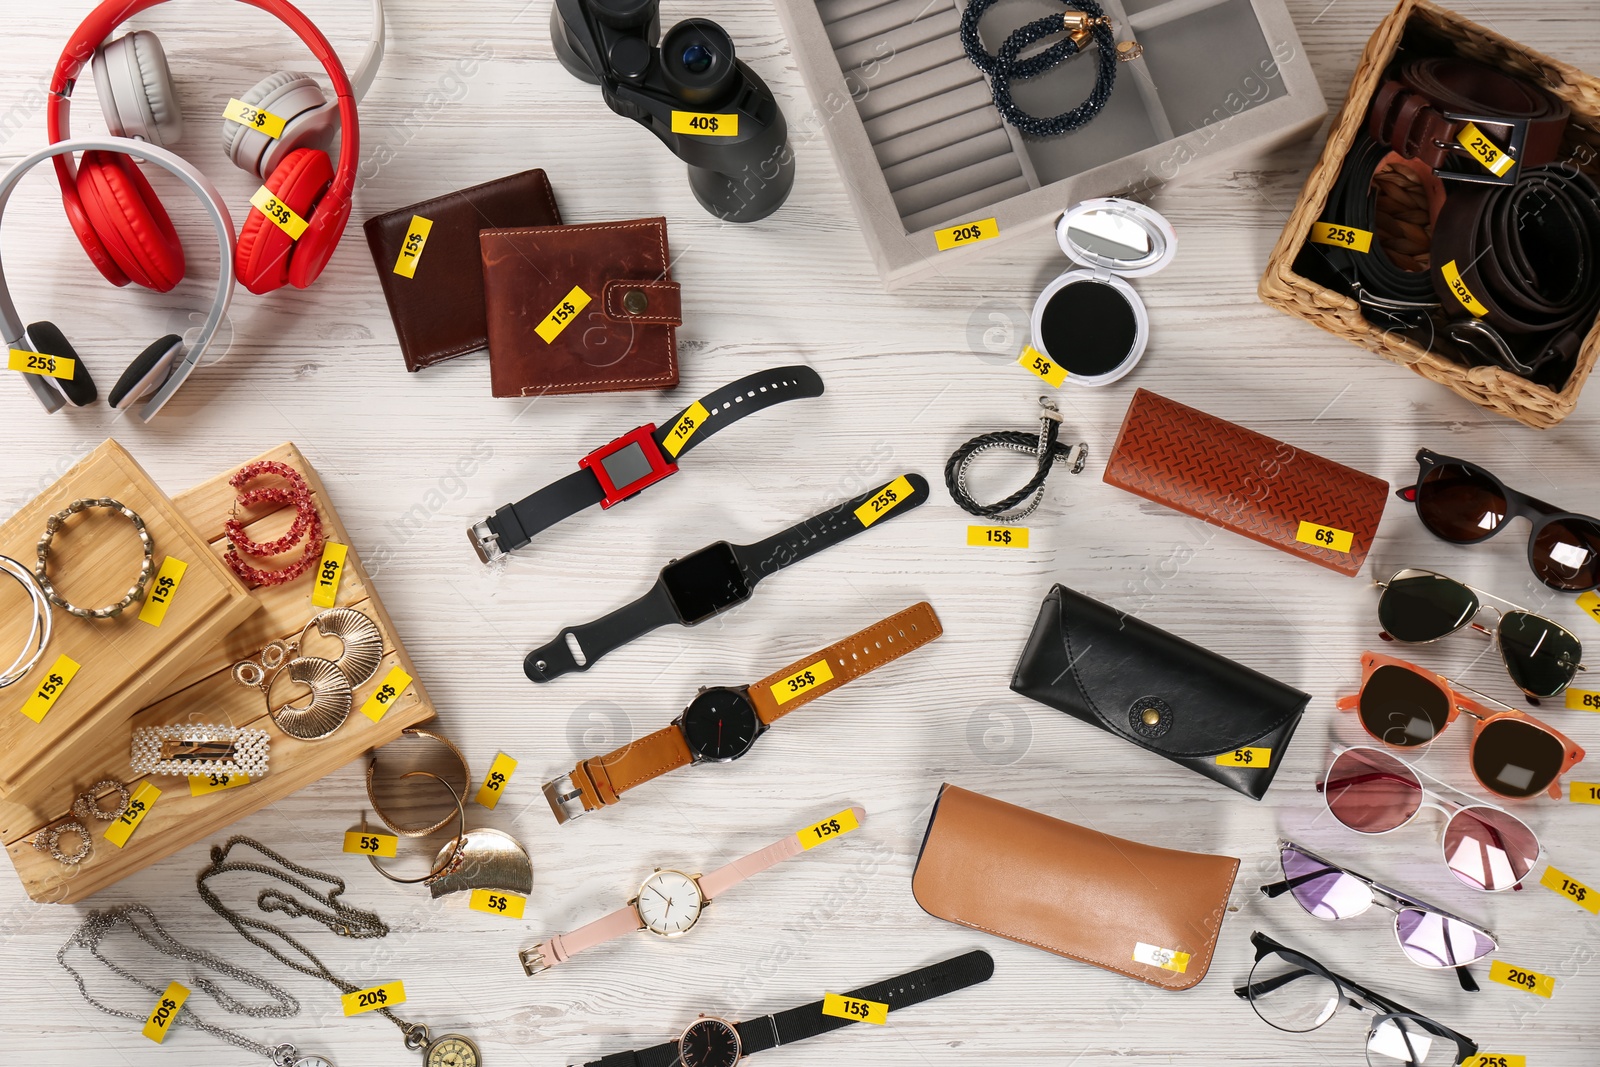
[
  {"xmin": 523, "ymin": 472, "xmax": 930, "ymax": 683},
  {"xmin": 581, "ymin": 950, "xmax": 994, "ymax": 1067},
  {"xmin": 469, "ymin": 366, "xmax": 824, "ymax": 563}
]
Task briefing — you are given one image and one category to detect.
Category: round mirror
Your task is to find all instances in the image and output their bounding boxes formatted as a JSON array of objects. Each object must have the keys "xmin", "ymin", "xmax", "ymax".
[
  {"xmin": 1067, "ymin": 210, "xmax": 1152, "ymax": 263},
  {"xmin": 1055, "ymin": 198, "xmax": 1177, "ymax": 277}
]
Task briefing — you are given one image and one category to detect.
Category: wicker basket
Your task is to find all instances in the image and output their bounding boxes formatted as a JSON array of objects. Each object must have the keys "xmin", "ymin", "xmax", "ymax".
[{"xmin": 1259, "ymin": 0, "xmax": 1600, "ymax": 430}]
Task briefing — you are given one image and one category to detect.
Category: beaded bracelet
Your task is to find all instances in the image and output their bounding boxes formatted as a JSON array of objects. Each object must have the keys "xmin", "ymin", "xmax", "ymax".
[
  {"xmin": 961, "ymin": 0, "xmax": 1127, "ymax": 138},
  {"xmin": 34, "ymin": 498, "xmax": 155, "ymax": 619}
]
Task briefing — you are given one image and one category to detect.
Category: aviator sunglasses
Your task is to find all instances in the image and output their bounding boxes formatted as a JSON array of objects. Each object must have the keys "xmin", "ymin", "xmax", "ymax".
[
  {"xmin": 1317, "ymin": 746, "xmax": 1541, "ymax": 892},
  {"xmin": 1399, "ymin": 449, "xmax": 1600, "ymax": 591},
  {"xmin": 1338, "ymin": 651, "xmax": 1586, "ymax": 799},
  {"xmin": 1376, "ymin": 567, "xmax": 1584, "ymax": 700},
  {"xmin": 1261, "ymin": 841, "xmax": 1496, "ymax": 991}
]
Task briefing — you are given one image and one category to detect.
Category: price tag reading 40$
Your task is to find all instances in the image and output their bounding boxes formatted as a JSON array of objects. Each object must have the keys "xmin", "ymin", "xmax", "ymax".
[
  {"xmin": 142, "ymin": 981, "xmax": 189, "ymax": 1043},
  {"xmin": 800, "ymin": 808, "xmax": 861, "ymax": 850},
  {"xmin": 1489, "ymin": 960, "xmax": 1555, "ymax": 998},
  {"xmin": 822, "ymin": 993, "xmax": 887, "ymax": 1025},
  {"xmin": 342, "ymin": 981, "xmax": 406, "ymax": 1017}
]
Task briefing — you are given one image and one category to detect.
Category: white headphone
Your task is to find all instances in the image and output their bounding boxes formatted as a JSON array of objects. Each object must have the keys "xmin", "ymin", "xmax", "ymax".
[
  {"xmin": 91, "ymin": 0, "xmax": 385, "ymax": 178},
  {"xmin": 2, "ymin": 138, "xmax": 236, "ymax": 421}
]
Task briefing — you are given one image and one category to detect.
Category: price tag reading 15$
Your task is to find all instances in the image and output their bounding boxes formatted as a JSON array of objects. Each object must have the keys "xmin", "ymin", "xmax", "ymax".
[
  {"xmin": 821, "ymin": 993, "xmax": 887, "ymax": 1025},
  {"xmin": 800, "ymin": 808, "xmax": 861, "ymax": 850}
]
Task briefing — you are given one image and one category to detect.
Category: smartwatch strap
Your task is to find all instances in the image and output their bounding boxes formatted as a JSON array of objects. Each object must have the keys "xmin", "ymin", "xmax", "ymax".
[
  {"xmin": 524, "ymin": 582, "xmax": 679, "ymax": 682},
  {"xmin": 695, "ymin": 805, "xmax": 864, "ymax": 900},
  {"xmin": 734, "ymin": 473, "xmax": 930, "ymax": 586},
  {"xmin": 474, "ymin": 366, "xmax": 823, "ymax": 560},
  {"xmin": 520, "ymin": 901, "xmax": 644, "ymax": 976},
  {"xmin": 747, "ymin": 602, "xmax": 943, "ymax": 726},
  {"xmin": 555, "ymin": 724, "xmax": 696, "ymax": 817},
  {"xmin": 581, "ymin": 950, "xmax": 994, "ymax": 1066}
]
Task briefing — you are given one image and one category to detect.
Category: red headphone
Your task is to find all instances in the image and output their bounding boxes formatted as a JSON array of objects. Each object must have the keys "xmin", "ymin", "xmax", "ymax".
[{"xmin": 48, "ymin": 0, "xmax": 360, "ymax": 295}]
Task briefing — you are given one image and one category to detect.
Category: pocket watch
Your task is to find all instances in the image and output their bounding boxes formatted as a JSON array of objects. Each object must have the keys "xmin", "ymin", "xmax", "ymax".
[{"xmin": 424, "ymin": 1033, "xmax": 482, "ymax": 1067}]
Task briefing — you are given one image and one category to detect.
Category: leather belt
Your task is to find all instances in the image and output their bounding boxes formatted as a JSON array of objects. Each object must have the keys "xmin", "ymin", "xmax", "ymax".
[{"xmin": 1370, "ymin": 57, "xmax": 1569, "ymax": 178}]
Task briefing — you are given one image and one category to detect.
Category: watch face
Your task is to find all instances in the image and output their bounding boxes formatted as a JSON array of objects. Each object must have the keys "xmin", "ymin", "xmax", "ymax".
[
  {"xmin": 600, "ymin": 440, "xmax": 655, "ymax": 493},
  {"xmin": 425, "ymin": 1034, "xmax": 481, "ymax": 1067},
  {"xmin": 293, "ymin": 1058, "xmax": 334, "ymax": 1067},
  {"xmin": 681, "ymin": 688, "xmax": 760, "ymax": 761},
  {"xmin": 635, "ymin": 869, "xmax": 704, "ymax": 936},
  {"xmin": 679, "ymin": 1017, "xmax": 741, "ymax": 1067},
  {"xmin": 661, "ymin": 542, "xmax": 750, "ymax": 624}
]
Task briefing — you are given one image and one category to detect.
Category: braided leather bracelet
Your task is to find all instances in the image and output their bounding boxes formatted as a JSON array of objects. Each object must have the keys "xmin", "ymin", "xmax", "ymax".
[
  {"xmin": 944, "ymin": 398, "xmax": 1088, "ymax": 522},
  {"xmin": 961, "ymin": 0, "xmax": 1121, "ymax": 137}
]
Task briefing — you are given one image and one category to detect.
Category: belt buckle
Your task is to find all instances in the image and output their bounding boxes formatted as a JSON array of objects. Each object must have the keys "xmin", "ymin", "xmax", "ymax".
[
  {"xmin": 1436, "ymin": 112, "xmax": 1529, "ymax": 186},
  {"xmin": 468, "ymin": 519, "xmax": 504, "ymax": 564},
  {"xmin": 541, "ymin": 774, "xmax": 588, "ymax": 824},
  {"xmin": 517, "ymin": 947, "xmax": 551, "ymax": 976},
  {"xmin": 1354, "ymin": 287, "xmax": 1438, "ymax": 332}
]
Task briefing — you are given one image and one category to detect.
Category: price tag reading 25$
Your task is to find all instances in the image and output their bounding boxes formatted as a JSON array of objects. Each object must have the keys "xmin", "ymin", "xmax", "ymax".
[{"xmin": 855, "ymin": 476, "xmax": 914, "ymax": 528}]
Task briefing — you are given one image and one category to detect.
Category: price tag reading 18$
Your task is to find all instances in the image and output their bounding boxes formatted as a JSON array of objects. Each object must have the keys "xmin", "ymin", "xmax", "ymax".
[
  {"xmin": 1216, "ymin": 747, "xmax": 1272, "ymax": 768},
  {"xmin": 1308, "ymin": 221, "xmax": 1373, "ymax": 253},
  {"xmin": 392, "ymin": 215, "xmax": 434, "ymax": 279},
  {"xmin": 535, "ymin": 285, "xmax": 591, "ymax": 344},
  {"xmin": 360, "ymin": 666, "xmax": 413, "ymax": 723},
  {"xmin": 1457, "ymin": 122, "xmax": 1516, "ymax": 178},
  {"xmin": 343, "ymin": 830, "xmax": 399, "ymax": 857},
  {"xmin": 222, "ymin": 97, "xmax": 288, "ymax": 139},
  {"xmin": 249, "ymin": 185, "xmax": 310, "ymax": 241},
  {"xmin": 771, "ymin": 659, "xmax": 835, "ymax": 707},
  {"xmin": 1295, "ymin": 521, "xmax": 1354, "ymax": 554},
  {"xmin": 1489, "ymin": 960, "xmax": 1555, "ymax": 998},
  {"xmin": 800, "ymin": 807, "xmax": 861, "ymax": 850},
  {"xmin": 470, "ymin": 888, "xmax": 527, "ymax": 919},
  {"xmin": 670, "ymin": 111, "xmax": 738, "ymax": 137},
  {"xmin": 142, "ymin": 981, "xmax": 190, "ymax": 1043},
  {"xmin": 821, "ymin": 993, "xmax": 888, "ymax": 1025},
  {"xmin": 104, "ymin": 781, "xmax": 161, "ymax": 848},
  {"xmin": 934, "ymin": 217, "xmax": 998, "ymax": 252},
  {"xmin": 475, "ymin": 751, "xmax": 519, "ymax": 809},
  {"xmin": 968, "ymin": 525, "xmax": 1030, "ymax": 549},
  {"xmin": 137, "ymin": 555, "xmax": 188, "ymax": 627},
  {"xmin": 663, "ymin": 401, "xmax": 709, "ymax": 458},
  {"xmin": 1017, "ymin": 344, "xmax": 1067, "ymax": 387},
  {"xmin": 855, "ymin": 475, "xmax": 914, "ymax": 528},
  {"xmin": 8, "ymin": 348, "xmax": 76, "ymax": 380},
  {"xmin": 311, "ymin": 541, "xmax": 348, "ymax": 609},
  {"xmin": 18, "ymin": 653, "xmax": 81, "ymax": 723},
  {"xmin": 1540, "ymin": 865, "xmax": 1600, "ymax": 915},
  {"xmin": 342, "ymin": 980, "xmax": 406, "ymax": 1017}
]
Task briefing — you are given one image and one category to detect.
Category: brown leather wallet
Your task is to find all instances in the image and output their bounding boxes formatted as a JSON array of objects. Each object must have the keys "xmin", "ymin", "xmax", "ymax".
[
  {"xmin": 912, "ymin": 785, "xmax": 1239, "ymax": 990},
  {"xmin": 481, "ymin": 217, "xmax": 681, "ymax": 398},
  {"xmin": 362, "ymin": 169, "xmax": 562, "ymax": 372},
  {"xmin": 1102, "ymin": 389, "xmax": 1389, "ymax": 577}
]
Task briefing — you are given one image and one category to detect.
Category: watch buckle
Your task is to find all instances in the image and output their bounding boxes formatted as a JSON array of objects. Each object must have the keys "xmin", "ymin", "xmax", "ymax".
[
  {"xmin": 468, "ymin": 520, "xmax": 504, "ymax": 564},
  {"xmin": 517, "ymin": 947, "xmax": 551, "ymax": 976},
  {"xmin": 542, "ymin": 774, "xmax": 588, "ymax": 824}
]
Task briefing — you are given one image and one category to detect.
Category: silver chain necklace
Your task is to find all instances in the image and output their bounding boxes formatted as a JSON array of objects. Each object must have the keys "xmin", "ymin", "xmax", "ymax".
[{"xmin": 57, "ymin": 903, "xmax": 327, "ymax": 1067}]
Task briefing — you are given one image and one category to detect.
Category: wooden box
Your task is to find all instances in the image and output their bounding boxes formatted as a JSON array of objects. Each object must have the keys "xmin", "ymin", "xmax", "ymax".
[
  {"xmin": 1258, "ymin": 0, "xmax": 1600, "ymax": 429},
  {"xmin": 2, "ymin": 443, "xmax": 436, "ymax": 904},
  {"xmin": 0, "ymin": 441, "xmax": 257, "ymax": 801}
]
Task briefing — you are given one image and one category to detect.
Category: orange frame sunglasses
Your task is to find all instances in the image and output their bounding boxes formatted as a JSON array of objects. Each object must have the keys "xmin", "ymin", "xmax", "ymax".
[{"xmin": 1337, "ymin": 651, "xmax": 1586, "ymax": 800}]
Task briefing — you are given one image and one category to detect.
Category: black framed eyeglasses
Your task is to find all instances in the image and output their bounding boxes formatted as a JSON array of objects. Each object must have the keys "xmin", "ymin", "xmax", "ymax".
[{"xmin": 1236, "ymin": 932, "xmax": 1478, "ymax": 1065}]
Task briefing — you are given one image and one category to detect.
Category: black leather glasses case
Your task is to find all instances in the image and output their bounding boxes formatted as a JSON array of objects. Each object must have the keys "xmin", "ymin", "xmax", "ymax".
[{"xmin": 1010, "ymin": 585, "xmax": 1310, "ymax": 800}]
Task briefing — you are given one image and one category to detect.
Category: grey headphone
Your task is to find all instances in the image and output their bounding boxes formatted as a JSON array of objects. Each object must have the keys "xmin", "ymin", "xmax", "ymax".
[
  {"xmin": 2, "ymin": 138, "xmax": 236, "ymax": 422},
  {"xmin": 91, "ymin": 0, "xmax": 384, "ymax": 178}
]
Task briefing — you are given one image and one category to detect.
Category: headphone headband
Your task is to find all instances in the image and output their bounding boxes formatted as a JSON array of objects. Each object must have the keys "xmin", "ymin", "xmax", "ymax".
[{"xmin": 0, "ymin": 138, "xmax": 236, "ymax": 421}]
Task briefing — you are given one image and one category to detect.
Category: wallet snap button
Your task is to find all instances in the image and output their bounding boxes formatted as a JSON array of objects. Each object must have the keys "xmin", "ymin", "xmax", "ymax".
[
  {"xmin": 1128, "ymin": 697, "xmax": 1172, "ymax": 739},
  {"xmin": 622, "ymin": 289, "xmax": 650, "ymax": 315}
]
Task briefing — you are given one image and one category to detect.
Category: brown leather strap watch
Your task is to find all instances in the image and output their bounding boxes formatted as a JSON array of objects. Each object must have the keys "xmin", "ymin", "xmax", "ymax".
[{"xmin": 541, "ymin": 602, "xmax": 942, "ymax": 823}]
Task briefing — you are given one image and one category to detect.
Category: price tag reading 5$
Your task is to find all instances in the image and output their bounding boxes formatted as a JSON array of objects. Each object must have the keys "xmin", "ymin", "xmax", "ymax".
[
  {"xmin": 343, "ymin": 830, "xmax": 398, "ymax": 857},
  {"xmin": 475, "ymin": 751, "xmax": 519, "ymax": 809},
  {"xmin": 360, "ymin": 666, "xmax": 412, "ymax": 723},
  {"xmin": 855, "ymin": 475, "xmax": 914, "ymax": 528},
  {"xmin": 800, "ymin": 807, "xmax": 861, "ymax": 850},
  {"xmin": 1217, "ymin": 747, "xmax": 1271, "ymax": 768},
  {"xmin": 249, "ymin": 185, "xmax": 309, "ymax": 241},
  {"xmin": 1295, "ymin": 521, "xmax": 1354, "ymax": 554},
  {"xmin": 771, "ymin": 659, "xmax": 835, "ymax": 707},
  {"xmin": 1017, "ymin": 345, "xmax": 1067, "ymax": 387},
  {"xmin": 821, "ymin": 993, "xmax": 888, "ymax": 1025},
  {"xmin": 311, "ymin": 541, "xmax": 347, "ymax": 609},
  {"xmin": 342, "ymin": 981, "xmax": 405, "ymax": 1017},
  {"xmin": 142, "ymin": 981, "xmax": 190, "ymax": 1043},
  {"xmin": 470, "ymin": 888, "xmax": 527, "ymax": 919}
]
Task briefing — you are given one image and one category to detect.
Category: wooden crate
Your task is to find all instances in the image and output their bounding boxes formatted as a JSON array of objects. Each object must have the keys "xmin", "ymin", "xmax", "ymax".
[
  {"xmin": 0, "ymin": 441, "xmax": 258, "ymax": 801},
  {"xmin": 2, "ymin": 443, "xmax": 436, "ymax": 903},
  {"xmin": 1257, "ymin": 0, "xmax": 1600, "ymax": 429}
]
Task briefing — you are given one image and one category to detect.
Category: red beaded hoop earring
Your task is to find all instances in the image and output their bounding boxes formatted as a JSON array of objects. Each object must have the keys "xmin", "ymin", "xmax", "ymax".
[{"xmin": 223, "ymin": 460, "xmax": 325, "ymax": 587}]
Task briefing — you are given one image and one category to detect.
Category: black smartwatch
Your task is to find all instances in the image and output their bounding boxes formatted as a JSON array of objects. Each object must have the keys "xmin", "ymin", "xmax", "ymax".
[
  {"xmin": 581, "ymin": 950, "xmax": 994, "ymax": 1067},
  {"xmin": 469, "ymin": 366, "xmax": 824, "ymax": 562},
  {"xmin": 523, "ymin": 472, "xmax": 930, "ymax": 682}
]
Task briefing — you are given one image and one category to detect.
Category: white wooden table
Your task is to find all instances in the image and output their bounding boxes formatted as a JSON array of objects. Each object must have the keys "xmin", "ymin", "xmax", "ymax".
[{"xmin": 3, "ymin": 2, "xmax": 1599, "ymax": 1065}]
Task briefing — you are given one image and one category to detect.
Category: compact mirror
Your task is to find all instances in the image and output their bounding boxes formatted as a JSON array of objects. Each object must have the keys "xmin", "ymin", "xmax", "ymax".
[{"xmin": 1028, "ymin": 198, "xmax": 1177, "ymax": 387}]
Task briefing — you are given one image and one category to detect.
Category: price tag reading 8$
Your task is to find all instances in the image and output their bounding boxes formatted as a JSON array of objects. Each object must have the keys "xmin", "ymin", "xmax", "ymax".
[{"xmin": 360, "ymin": 666, "xmax": 413, "ymax": 723}]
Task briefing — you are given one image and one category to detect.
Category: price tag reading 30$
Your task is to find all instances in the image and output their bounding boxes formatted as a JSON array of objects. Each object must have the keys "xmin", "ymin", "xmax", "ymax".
[{"xmin": 821, "ymin": 993, "xmax": 887, "ymax": 1025}]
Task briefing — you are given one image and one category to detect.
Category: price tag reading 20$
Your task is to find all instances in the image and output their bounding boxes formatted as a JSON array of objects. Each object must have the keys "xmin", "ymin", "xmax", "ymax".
[
  {"xmin": 1489, "ymin": 960, "xmax": 1555, "ymax": 998},
  {"xmin": 822, "ymin": 993, "xmax": 888, "ymax": 1025},
  {"xmin": 342, "ymin": 980, "xmax": 406, "ymax": 1017}
]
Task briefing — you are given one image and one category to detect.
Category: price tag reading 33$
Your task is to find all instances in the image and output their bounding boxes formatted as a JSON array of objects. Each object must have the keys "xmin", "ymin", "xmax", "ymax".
[
  {"xmin": 822, "ymin": 993, "xmax": 887, "ymax": 1025},
  {"xmin": 249, "ymin": 185, "xmax": 309, "ymax": 241}
]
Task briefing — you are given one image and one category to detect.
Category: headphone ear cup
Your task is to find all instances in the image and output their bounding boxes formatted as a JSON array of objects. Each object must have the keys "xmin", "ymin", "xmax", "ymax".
[
  {"xmin": 24, "ymin": 321, "xmax": 98, "ymax": 406},
  {"xmin": 91, "ymin": 30, "xmax": 183, "ymax": 147},
  {"xmin": 222, "ymin": 71, "xmax": 336, "ymax": 179},
  {"xmin": 236, "ymin": 148, "xmax": 334, "ymax": 295},
  {"xmin": 107, "ymin": 334, "xmax": 184, "ymax": 410},
  {"xmin": 76, "ymin": 151, "xmax": 186, "ymax": 293}
]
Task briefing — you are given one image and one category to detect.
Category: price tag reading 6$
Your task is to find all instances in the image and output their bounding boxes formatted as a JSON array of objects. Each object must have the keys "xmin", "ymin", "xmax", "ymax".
[
  {"xmin": 821, "ymin": 993, "xmax": 887, "ymax": 1025},
  {"xmin": 343, "ymin": 830, "xmax": 398, "ymax": 857},
  {"xmin": 855, "ymin": 475, "xmax": 914, "ymax": 528},
  {"xmin": 1295, "ymin": 521, "xmax": 1354, "ymax": 554},
  {"xmin": 342, "ymin": 980, "xmax": 406, "ymax": 1017},
  {"xmin": 142, "ymin": 981, "xmax": 190, "ymax": 1043},
  {"xmin": 311, "ymin": 541, "xmax": 347, "ymax": 609},
  {"xmin": 771, "ymin": 659, "xmax": 835, "ymax": 707},
  {"xmin": 1217, "ymin": 747, "xmax": 1272, "ymax": 768},
  {"xmin": 360, "ymin": 666, "xmax": 413, "ymax": 723},
  {"xmin": 800, "ymin": 807, "xmax": 861, "ymax": 850}
]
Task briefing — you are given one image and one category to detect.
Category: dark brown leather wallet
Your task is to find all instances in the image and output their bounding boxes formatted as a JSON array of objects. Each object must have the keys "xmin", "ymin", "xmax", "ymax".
[
  {"xmin": 363, "ymin": 169, "xmax": 562, "ymax": 372},
  {"xmin": 481, "ymin": 217, "xmax": 681, "ymax": 398}
]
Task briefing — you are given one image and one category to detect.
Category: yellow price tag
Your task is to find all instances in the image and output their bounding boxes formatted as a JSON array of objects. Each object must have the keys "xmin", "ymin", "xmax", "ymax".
[
  {"xmin": 342, "ymin": 980, "xmax": 405, "ymax": 1016},
  {"xmin": 311, "ymin": 541, "xmax": 347, "ymax": 609},
  {"xmin": 1132, "ymin": 942, "xmax": 1191, "ymax": 973},
  {"xmin": 1442, "ymin": 260, "xmax": 1489, "ymax": 317},
  {"xmin": 1540, "ymin": 865, "xmax": 1600, "ymax": 915},
  {"xmin": 222, "ymin": 97, "xmax": 288, "ymax": 139},
  {"xmin": 771, "ymin": 659, "xmax": 834, "ymax": 707},
  {"xmin": 855, "ymin": 475, "xmax": 914, "ymax": 528},
  {"xmin": 137, "ymin": 556, "xmax": 188, "ymax": 627},
  {"xmin": 1577, "ymin": 590, "xmax": 1600, "ymax": 624},
  {"xmin": 670, "ymin": 110, "xmax": 738, "ymax": 136},
  {"xmin": 1308, "ymin": 221, "xmax": 1373, "ymax": 253},
  {"xmin": 1571, "ymin": 781, "xmax": 1600, "ymax": 805},
  {"xmin": 1217, "ymin": 747, "xmax": 1272, "ymax": 768},
  {"xmin": 934, "ymin": 217, "xmax": 998, "ymax": 251},
  {"xmin": 249, "ymin": 185, "xmax": 310, "ymax": 241},
  {"xmin": 800, "ymin": 807, "xmax": 860, "ymax": 850},
  {"xmin": 663, "ymin": 401, "xmax": 709, "ymax": 459},
  {"xmin": 1295, "ymin": 521, "xmax": 1354, "ymax": 554},
  {"xmin": 360, "ymin": 666, "xmax": 412, "ymax": 723},
  {"xmin": 1460, "ymin": 1056, "xmax": 1526, "ymax": 1067},
  {"xmin": 188, "ymin": 772, "xmax": 249, "ymax": 797},
  {"xmin": 967, "ymin": 525, "xmax": 1029, "ymax": 548},
  {"xmin": 392, "ymin": 215, "xmax": 434, "ymax": 279},
  {"xmin": 535, "ymin": 285, "xmax": 591, "ymax": 344},
  {"xmin": 1017, "ymin": 344, "xmax": 1067, "ymax": 387},
  {"xmin": 1457, "ymin": 122, "xmax": 1516, "ymax": 177},
  {"xmin": 142, "ymin": 981, "xmax": 189, "ymax": 1043},
  {"xmin": 8, "ymin": 348, "xmax": 76, "ymax": 380},
  {"xmin": 104, "ymin": 781, "xmax": 161, "ymax": 848},
  {"xmin": 821, "ymin": 992, "xmax": 887, "ymax": 1025},
  {"xmin": 18, "ymin": 653, "xmax": 80, "ymax": 723},
  {"xmin": 1565, "ymin": 688, "xmax": 1600, "ymax": 712},
  {"xmin": 469, "ymin": 888, "xmax": 527, "ymax": 918},
  {"xmin": 343, "ymin": 830, "xmax": 399, "ymax": 857},
  {"xmin": 476, "ymin": 751, "xmax": 519, "ymax": 809},
  {"xmin": 1489, "ymin": 960, "xmax": 1555, "ymax": 998}
]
